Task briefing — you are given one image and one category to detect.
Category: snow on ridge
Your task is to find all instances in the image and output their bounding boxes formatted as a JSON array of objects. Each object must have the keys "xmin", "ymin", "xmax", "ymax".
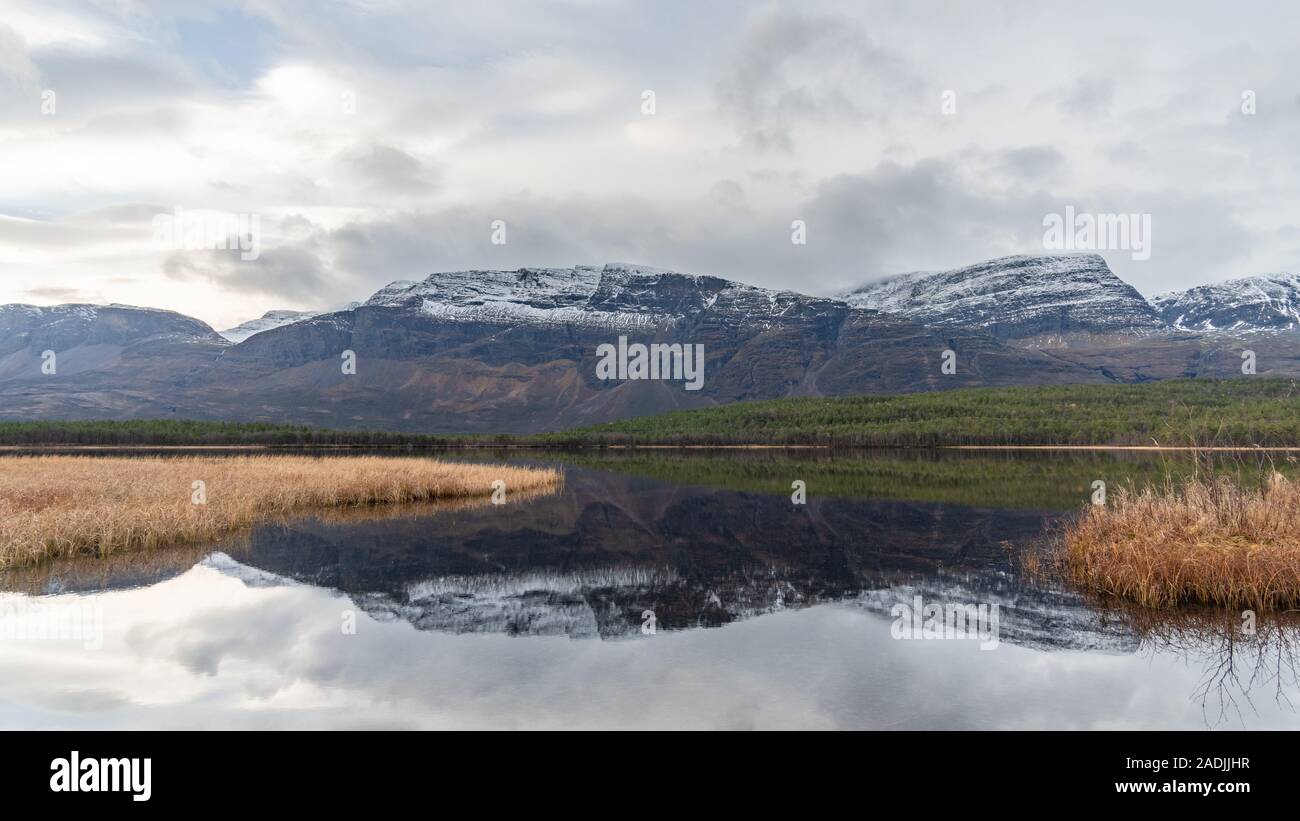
[
  {"xmin": 220, "ymin": 303, "xmax": 365, "ymax": 343},
  {"xmin": 220, "ymin": 310, "xmax": 316, "ymax": 343},
  {"xmin": 358, "ymin": 263, "xmax": 810, "ymax": 330},
  {"xmin": 200, "ymin": 552, "xmax": 302, "ymax": 588},
  {"xmin": 840, "ymin": 253, "xmax": 1163, "ymax": 335},
  {"xmin": 1153, "ymin": 271, "xmax": 1300, "ymax": 332}
]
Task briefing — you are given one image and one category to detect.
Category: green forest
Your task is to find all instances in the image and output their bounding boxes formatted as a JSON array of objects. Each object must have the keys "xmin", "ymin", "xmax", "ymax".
[{"xmin": 1, "ymin": 378, "xmax": 1298, "ymax": 448}]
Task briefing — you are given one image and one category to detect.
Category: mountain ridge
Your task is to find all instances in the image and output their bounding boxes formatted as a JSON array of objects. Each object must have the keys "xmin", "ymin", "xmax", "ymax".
[
  {"xmin": 1152, "ymin": 272, "xmax": 1300, "ymax": 333},
  {"xmin": 840, "ymin": 253, "xmax": 1167, "ymax": 344},
  {"xmin": 4, "ymin": 254, "xmax": 1298, "ymax": 433}
]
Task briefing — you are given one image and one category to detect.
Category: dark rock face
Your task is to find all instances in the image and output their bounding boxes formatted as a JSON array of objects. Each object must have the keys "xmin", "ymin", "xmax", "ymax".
[
  {"xmin": 1152, "ymin": 273, "xmax": 1300, "ymax": 332},
  {"xmin": 842, "ymin": 254, "xmax": 1167, "ymax": 344}
]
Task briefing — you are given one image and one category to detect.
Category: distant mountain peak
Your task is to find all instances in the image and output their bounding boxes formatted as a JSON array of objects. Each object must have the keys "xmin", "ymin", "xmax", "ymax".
[
  {"xmin": 841, "ymin": 253, "xmax": 1165, "ymax": 342},
  {"xmin": 219, "ymin": 303, "xmax": 362, "ymax": 343},
  {"xmin": 1152, "ymin": 272, "xmax": 1300, "ymax": 333},
  {"xmin": 361, "ymin": 263, "xmax": 810, "ymax": 331}
]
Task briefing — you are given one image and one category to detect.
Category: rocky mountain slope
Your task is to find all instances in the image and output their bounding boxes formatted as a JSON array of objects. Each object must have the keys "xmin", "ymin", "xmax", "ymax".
[
  {"xmin": 219, "ymin": 302, "xmax": 363, "ymax": 343},
  {"xmin": 2, "ymin": 258, "xmax": 1296, "ymax": 433},
  {"xmin": 220, "ymin": 310, "xmax": 317, "ymax": 343},
  {"xmin": 841, "ymin": 254, "xmax": 1166, "ymax": 344},
  {"xmin": 0, "ymin": 303, "xmax": 228, "ymax": 418},
  {"xmin": 1152, "ymin": 273, "xmax": 1300, "ymax": 332},
  {"xmin": 193, "ymin": 263, "xmax": 1107, "ymax": 432}
]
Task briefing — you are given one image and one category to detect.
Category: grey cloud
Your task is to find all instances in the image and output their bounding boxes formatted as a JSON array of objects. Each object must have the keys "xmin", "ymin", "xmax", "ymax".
[
  {"xmin": 799, "ymin": 159, "xmax": 1055, "ymax": 289},
  {"xmin": 0, "ymin": 24, "xmax": 40, "ymax": 90},
  {"xmin": 229, "ymin": 159, "xmax": 1055, "ymax": 301},
  {"xmin": 23, "ymin": 286, "xmax": 105, "ymax": 303},
  {"xmin": 709, "ymin": 179, "xmax": 751, "ymax": 212},
  {"xmin": 1105, "ymin": 191, "xmax": 1254, "ymax": 294},
  {"xmin": 993, "ymin": 146, "xmax": 1066, "ymax": 181},
  {"xmin": 0, "ymin": 205, "xmax": 168, "ymax": 247},
  {"xmin": 1056, "ymin": 75, "xmax": 1116, "ymax": 118},
  {"xmin": 0, "ymin": 24, "xmax": 44, "ymax": 121},
  {"xmin": 716, "ymin": 10, "xmax": 920, "ymax": 151},
  {"xmin": 162, "ymin": 245, "xmax": 337, "ymax": 303},
  {"xmin": 66, "ymin": 203, "xmax": 174, "ymax": 226},
  {"xmin": 336, "ymin": 143, "xmax": 441, "ymax": 199},
  {"xmin": 32, "ymin": 43, "xmax": 199, "ymax": 112}
]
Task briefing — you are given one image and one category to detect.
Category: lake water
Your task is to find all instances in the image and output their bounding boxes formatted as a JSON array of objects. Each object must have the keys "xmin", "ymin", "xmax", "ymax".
[{"xmin": 2, "ymin": 450, "xmax": 1297, "ymax": 730}]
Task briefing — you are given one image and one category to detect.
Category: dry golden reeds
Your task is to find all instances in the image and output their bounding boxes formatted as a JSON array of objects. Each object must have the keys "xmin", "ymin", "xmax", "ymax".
[
  {"xmin": 0, "ymin": 455, "xmax": 561, "ymax": 568},
  {"xmin": 1059, "ymin": 471, "xmax": 1300, "ymax": 610}
]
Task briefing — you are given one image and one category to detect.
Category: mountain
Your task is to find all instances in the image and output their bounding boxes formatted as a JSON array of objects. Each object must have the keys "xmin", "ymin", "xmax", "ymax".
[
  {"xmin": 2, "ymin": 258, "xmax": 1297, "ymax": 433},
  {"xmin": 0, "ymin": 303, "xmax": 227, "ymax": 417},
  {"xmin": 198, "ymin": 263, "xmax": 1106, "ymax": 432},
  {"xmin": 0, "ymin": 303, "xmax": 221, "ymax": 355},
  {"xmin": 220, "ymin": 310, "xmax": 316, "ymax": 343},
  {"xmin": 1152, "ymin": 273, "xmax": 1300, "ymax": 332},
  {"xmin": 841, "ymin": 253, "xmax": 1167, "ymax": 345},
  {"xmin": 0, "ymin": 263, "xmax": 1108, "ymax": 431},
  {"xmin": 220, "ymin": 303, "xmax": 363, "ymax": 343}
]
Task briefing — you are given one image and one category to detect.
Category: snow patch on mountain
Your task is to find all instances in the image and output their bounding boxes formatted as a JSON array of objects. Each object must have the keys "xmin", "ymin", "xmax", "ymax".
[
  {"xmin": 201, "ymin": 552, "xmax": 303, "ymax": 588},
  {"xmin": 841, "ymin": 253, "xmax": 1166, "ymax": 340},
  {"xmin": 1152, "ymin": 273, "xmax": 1300, "ymax": 333},
  {"xmin": 220, "ymin": 303, "xmax": 362, "ymax": 342},
  {"xmin": 363, "ymin": 263, "xmax": 827, "ymax": 331}
]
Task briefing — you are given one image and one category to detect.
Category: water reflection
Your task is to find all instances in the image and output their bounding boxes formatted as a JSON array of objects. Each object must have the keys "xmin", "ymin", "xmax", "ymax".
[
  {"xmin": 2, "ymin": 452, "xmax": 1298, "ymax": 729},
  {"xmin": 8, "ymin": 467, "xmax": 1115, "ymax": 645}
]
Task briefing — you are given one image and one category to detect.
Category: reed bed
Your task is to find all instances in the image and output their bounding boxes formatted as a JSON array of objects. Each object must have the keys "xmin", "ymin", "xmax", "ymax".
[
  {"xmin": 0, "ymin": 455, "xmax": 562, "ymax": 568},
  {"xmin": 1060, "ymin": 472, "xmax": 1300, "ymax": 610}
]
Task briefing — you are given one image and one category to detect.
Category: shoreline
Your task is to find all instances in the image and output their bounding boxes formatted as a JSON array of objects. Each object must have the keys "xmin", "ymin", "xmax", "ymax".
[{"xmin": 3, "ymin": 443, "xmax": 1298, "ymax": 453}]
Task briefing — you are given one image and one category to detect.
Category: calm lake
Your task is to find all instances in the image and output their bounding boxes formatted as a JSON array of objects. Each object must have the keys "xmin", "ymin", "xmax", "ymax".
[{"xmin": 2, "ymin": 449, "xmax": 1297, "ymax": 730}]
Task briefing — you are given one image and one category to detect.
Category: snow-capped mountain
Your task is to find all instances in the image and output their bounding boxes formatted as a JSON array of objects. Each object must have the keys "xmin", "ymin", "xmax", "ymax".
[
  {"xmin": 4, "ymin": 256, "xmax": 1300, "ymax": 432},
  {"xmin": 0, "ymin": 302, "xmax": 221, "ymax": 350},
  {"xmin": 219, "ymin": 303, "xmax": 362, "ymax": 343},
  {"xmin": 363, "ymin": 262, "xmax": 838, "ymax": 331},
  {"xmin": 0, "ymin": 302, "xmax": 227, "ymax": 407},
  {"xmin": 1152, "ymin": 273, "xmax": 1300, "ymax": 333},
  {"xmin": 841, "ymin": 253, "xmax": 1167, "ymax": 343},
  {"xmin": 220, "ymin": 310, "xmax": 316, "ymax": 343}
]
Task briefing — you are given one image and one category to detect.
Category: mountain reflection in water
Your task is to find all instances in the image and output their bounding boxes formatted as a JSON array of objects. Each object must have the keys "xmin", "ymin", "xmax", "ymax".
[{"xmin": 2, "ymin": 453, "xmax": 1298, "ymax": 729}]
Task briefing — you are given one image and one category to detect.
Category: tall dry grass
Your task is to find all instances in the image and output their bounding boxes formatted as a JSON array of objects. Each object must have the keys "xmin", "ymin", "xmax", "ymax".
[
  {"xmin": 0, "ymin": 456, "xmax": 561, "ymax": 568},
  {"xmin": 1060, "ymin": 471, "xmax": 1300, "ymax": 610}
]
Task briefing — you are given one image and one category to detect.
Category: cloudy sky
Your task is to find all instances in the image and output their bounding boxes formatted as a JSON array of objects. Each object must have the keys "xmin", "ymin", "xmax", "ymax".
[{"xmin": 1, "ymin": 0, "xmax": 1298, "ymax": 330}]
